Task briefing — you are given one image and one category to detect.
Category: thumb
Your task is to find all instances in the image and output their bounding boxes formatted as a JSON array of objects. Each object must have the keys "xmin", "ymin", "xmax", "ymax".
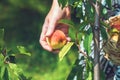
[{"xmin": 45, "ymin": 20, "xmax": 56, "ymax": 37}]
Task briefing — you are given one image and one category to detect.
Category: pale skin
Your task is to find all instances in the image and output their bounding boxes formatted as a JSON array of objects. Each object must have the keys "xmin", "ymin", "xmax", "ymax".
[{"xmin": 40, "ymin": 0, "xmax": 71, "ymax": 52}]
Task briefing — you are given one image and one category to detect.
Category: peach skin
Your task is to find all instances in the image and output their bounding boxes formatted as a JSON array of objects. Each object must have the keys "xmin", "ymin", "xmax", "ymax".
[{"xmin": 46, "ymin": 30, "xmax": 67, "ymax": 49}]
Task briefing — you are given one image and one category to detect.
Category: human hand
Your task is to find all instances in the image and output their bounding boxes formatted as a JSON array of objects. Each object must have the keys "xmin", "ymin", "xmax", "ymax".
[{"xmin": 40, "ymin": 0, "xmax": 71, "ymax": 52}]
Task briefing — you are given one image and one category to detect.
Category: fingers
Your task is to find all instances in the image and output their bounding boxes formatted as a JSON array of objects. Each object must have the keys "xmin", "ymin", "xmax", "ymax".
[
  {"xmin": 40, "ymin": 39, "xmax": 52, "ymax": 51},
  {"xmin": 40, "ymin": 16, "xmax": 58, "ymax": 51},
  {"xmin": 45, "ymin": 17, "xmax": 57, "ymax": 37},
  {"xmin": 40, "ymin": 20, "xmax": 53, "ymax": 51},
  {"xmin": 45, "ymin": 25, "xmax": 55, "ymax": 37}
]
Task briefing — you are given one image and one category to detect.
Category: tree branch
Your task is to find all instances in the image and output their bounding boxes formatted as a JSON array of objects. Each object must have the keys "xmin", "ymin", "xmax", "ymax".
[{"xmin": 93, "ymin": 0, "xmax": 101, "ymax": 80}]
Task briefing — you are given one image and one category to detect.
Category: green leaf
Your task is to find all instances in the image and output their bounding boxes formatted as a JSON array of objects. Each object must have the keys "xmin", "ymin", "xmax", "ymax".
[
  {"xmin": 7, "ymin": 46, "xmax": 31, "ymax": 57},
  {"xmin": 86, "ymin": 71, "xmax": 92, "ymax": 80},
  {"xmin": 8, "ymin": 63, "xmax": 30, "ymax": 80},
  {"xmin": 106, "ymin": 0, "xmax": 112, "ymax": 9},
  {"xmin": 85, "ymin": 58, "xmax": 93, "ymax": 80},
  {"xmin": 68, "ymin": 0, "xmax": 81, "ymax": 5},
  {"xmin": 83, "ymin": 28, "xmax": 93, "ymax": 54},
  {"xmin": 59, "ymin": 42, "xmax": 74, "ymax": 61},
  {"xmin": 17, "ymin": 46, "xmax": 31, "ymax": 56},
  {"xmin": 3, "ymin": 67, "xmax": 9, "ymax": 80},
  {"xmin": 1, "ymin": 66, "xmax": 5, "ymax": 79},
  {"xmin": 66, "ymin": 58, "xmax": 83, "ymax": 80},
  {"xmin": 9, "ymin": 63, "xmax": 22, "ymax": 77},
  {"xmin": 79, "ymin": 20, "xmax": 92, "ymax": 32},
  {"xmin": 100, "ymin": 26, "xmax": 108, "ymax": 40},
  {"xmin": 19, "ymin": 74, "xmax": 32, "ymax": 80},
  {"xmin": 75, "ymin": 3, "xmax": 83, "ymax": 18},
  {"xmin": 76, "ymin": 62, "xmax": 84, "ymax": 80},
  {"xmin": 102, "ymin": 8, "xmax": 107, "ymax": 15},
  {"xmin": 85, "ymin": 3, "xmax": 94, "ymax": 18},
  {"xmin": 1, "ymin": 67, "xmax": 9, "ymax": 80},
  {"xmin": 0, "ymin": 54, "xmax": 4, "ymax": 66},
  {"xmin": 58, "ymin": 0, "xmax": 68, "ymax": 8},
  {"xmin": 7, "ymin": 50, "xmax": 16, "ymax": 56},
  {"xmin": 58, "ymin": 19, "xmax": 75, "ymax": 28}
]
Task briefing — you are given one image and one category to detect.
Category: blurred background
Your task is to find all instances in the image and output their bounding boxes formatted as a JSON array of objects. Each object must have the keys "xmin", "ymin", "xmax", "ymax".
[{"xmin": 0, "ymin": 0, "xmax": 76, "ymax": 80}]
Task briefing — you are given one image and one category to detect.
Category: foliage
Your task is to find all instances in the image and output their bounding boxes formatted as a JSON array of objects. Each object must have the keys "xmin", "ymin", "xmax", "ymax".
[
  {"xmin": 57, "ymin": 0, "xmax": 116, "ymax": 80},
  {"xmin": 59, "ymin": 42, "xmax": 74, "ymax": 61},
  {"xmin": 0, "ymin": 28, "xmax": 31, "ymax": 80}
]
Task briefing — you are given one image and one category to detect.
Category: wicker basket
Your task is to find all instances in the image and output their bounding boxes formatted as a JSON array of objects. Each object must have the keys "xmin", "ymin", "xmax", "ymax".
[{"xmin": 103, "ymin": 14, "xmax": 120, "ymax": 65}]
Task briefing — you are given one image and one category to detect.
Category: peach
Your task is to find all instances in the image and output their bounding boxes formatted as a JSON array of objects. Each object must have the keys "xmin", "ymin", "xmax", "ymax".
[
  {"xmin": 108, "ymin": 14, "xmax": 120, "ymax": 31},
  {"xmin": 46, "ymin": 30, "xmax": 67, "ymax": 49},
  {"xmin": 112, "ymin": 24, "xmax": 120, "ymax": 31},
  {"xmin": 111, "ymin": 33, "xmax": 119, "ymax": 42}
]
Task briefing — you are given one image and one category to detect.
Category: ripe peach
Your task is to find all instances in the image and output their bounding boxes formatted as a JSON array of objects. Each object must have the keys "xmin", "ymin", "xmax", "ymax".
[
  {"xmin": 108, "ymin": 14, "xmax": 120, "ymax": 31},
  {"xmin": 112, "ymin": 24, "xmax": 120, "ymax": 31},
  {"xmin": 46, "ymin": 30, "xmax": 67, "ymax": 49}
]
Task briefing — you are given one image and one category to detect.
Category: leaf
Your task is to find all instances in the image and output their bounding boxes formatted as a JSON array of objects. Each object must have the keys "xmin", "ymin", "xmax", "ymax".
[
  {"xmin": 102, "ymin": 8, "xmax": 107, "ymax": 15},
  {"xmin": 85, "ymin": 58, "xmax": 93, "ymax": 80},
  {"xmin": 7, "ymin": 46, "xmax": 31, "ymax": 57},
  {"xmin": 1, "ymin": 66, "xmax": 5, "ymax": 79},
  {"xmin": 66, "ymin": 58, "xmax": 82, "ymax": 80},
  {"xmin": 19, "ymin": 74, "xmax": 32, "ymax": 80},
  {"xmin": 83, "ymin": 28, "xmax": 93, "ymax": 54},
  {"xmin": 106, "ymin": 0, "xmax": 112, "ymax": 9},
  {"xmin": 86, "ymin": 71, "xmax": 92, "ymax": 80},
  {"xmin": 79, "ymin": 20, "xmax": 92, "ymax": 32},
  {"xmin": 8, "ymin": 63, "xmax": 31, "ymax": 80},
  {"xmin": 1, "ymin": 67, "xmax": 9, "ymax": 80},
  {"xmin": 2, "ymin": 67, "xmax": 9, "ymax": 80},
  {"xmin": 9, "ymin": 63, "xmax": 22, "ymax": 77},
  {"xmin": 75, "ymin": 4, "xmax": 83, "ymax": 18},
  {"xmin": 76, "ymin": 65, "xmax": 84, "ymax": 80},
  {"xmin": 58, "ymin": 0, "xmax": 68, "ymax": 8},
  {"xmin": 0, "ymin": 54, "xmax": 4, "ymax": 66},
  {"xmin": 7, "ymin": 50, "xmax": 16, "ymax": 56},
  {"xmin": 67, "ymin": 56, "xmax": 85, "ymax": 80},
  {"xmin": 68, "ymin": 0, "xmax": 81, "ymax": 5},
  {"xmin": 59, "ymin": 42, "xmax": 74, "ymax": 61},
  {"xmin": 100, "ymin": 26, "xmax": 108, "ymax": 40},
  {"xmin": 17, "ymin": 46, "xmax": 31, "ymax": 56},
  {"xmin": 84, "ymin": 1, "xmax": 94, "ymax": 20},
  {"xmin": 58, "ymin": 19, "xmax": 75, "ymax": 28}
]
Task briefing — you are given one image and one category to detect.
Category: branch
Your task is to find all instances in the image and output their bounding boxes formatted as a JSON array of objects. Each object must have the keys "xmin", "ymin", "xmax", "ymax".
[
  {"xmin": 93, "ymin": 0, "xmax": 101, "ymax": 80},
  {"xmin": 88, "ymin": 0, "xmax": 95, "ymax": 7},
  {"xmin": 76, "ymin": 44, "xmax": 87, "ymax": 57}
]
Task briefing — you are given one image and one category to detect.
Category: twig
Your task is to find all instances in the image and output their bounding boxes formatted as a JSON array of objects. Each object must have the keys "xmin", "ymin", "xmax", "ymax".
[{"xmin": 76, "ymin": 44, "xmax": 87, "ymax": 57}]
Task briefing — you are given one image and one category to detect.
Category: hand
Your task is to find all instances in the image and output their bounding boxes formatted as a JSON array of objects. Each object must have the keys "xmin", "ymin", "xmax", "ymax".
[{"xmin": 40, "ymin": 0, "xmax": 71, "ymax": 52}]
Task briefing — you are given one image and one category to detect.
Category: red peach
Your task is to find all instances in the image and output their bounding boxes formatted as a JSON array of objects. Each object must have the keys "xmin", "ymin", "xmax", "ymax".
[
  {"xmin": 46, "ymin": 30, "xmax": 67, "ymax": 49},
  {"xmin": 112, "ymin": 24, "xmax": 120, "ymax": 31}
]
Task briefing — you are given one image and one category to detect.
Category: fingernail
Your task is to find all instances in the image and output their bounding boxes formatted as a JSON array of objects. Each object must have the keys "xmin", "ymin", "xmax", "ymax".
[{"xmin": 46, "ymin": 32, "xmax": 50, "ymax": 36}]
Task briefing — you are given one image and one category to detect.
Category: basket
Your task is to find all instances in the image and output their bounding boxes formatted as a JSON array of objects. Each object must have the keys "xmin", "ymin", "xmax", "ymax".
[{"xmin": 103, "ymin": 14, "xmax": 120, "ymax": 65}]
